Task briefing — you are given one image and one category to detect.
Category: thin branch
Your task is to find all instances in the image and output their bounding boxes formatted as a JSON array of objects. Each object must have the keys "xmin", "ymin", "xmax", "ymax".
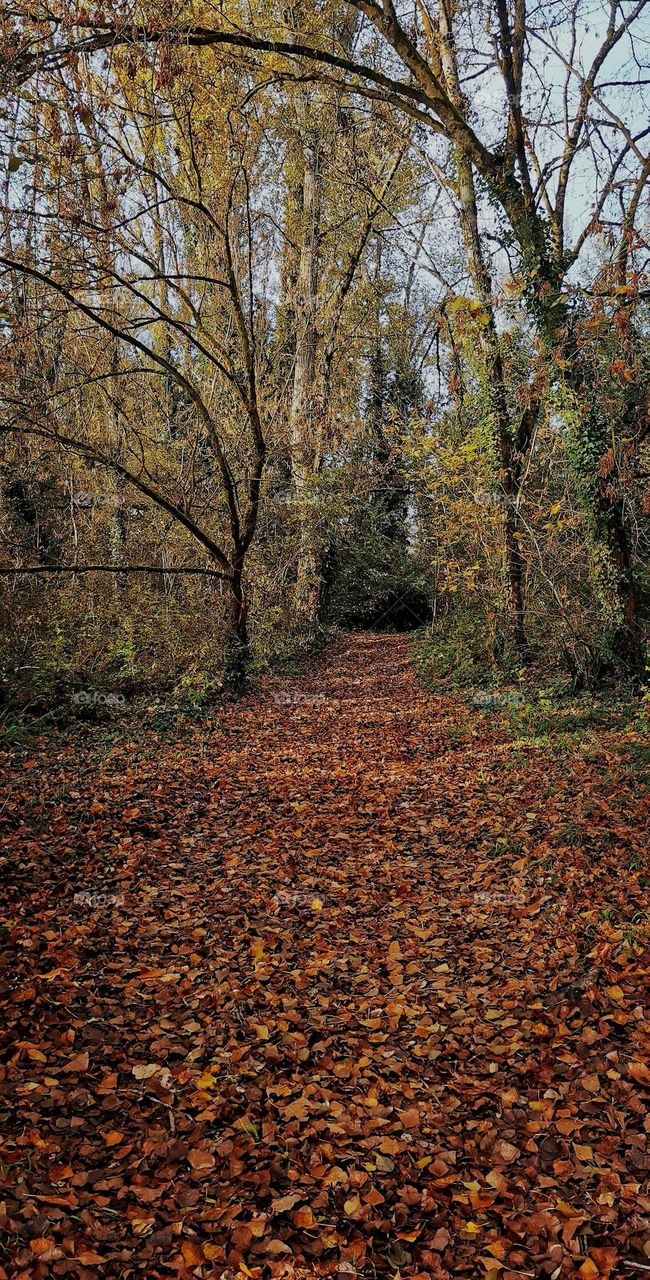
[{"xmin": 0, "ymin": 564, "xmax": 232, "ymax": 579}]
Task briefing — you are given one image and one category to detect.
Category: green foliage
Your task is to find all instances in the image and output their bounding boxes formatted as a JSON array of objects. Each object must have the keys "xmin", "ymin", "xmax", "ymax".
[
  {"xmin": 412, "ymin": 610, "xmax": 496, "ymax": 688},
  {"xmin": 325, "ymin": 508, "xmax": 431, "ymax": 631},
  {"xmin": 251, "ymin": 607, "xmax": 334, "ymax": 673},
  {"xmin": 170, "ymin": 668, "xmax": 222, "ymax": 714},
  {"xmin": 0, "ymin": 581, "xmax": 231, "ymax": 718}
]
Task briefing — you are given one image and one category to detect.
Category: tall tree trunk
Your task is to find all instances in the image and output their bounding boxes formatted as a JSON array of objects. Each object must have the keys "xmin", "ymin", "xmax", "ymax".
[
  {"xmin": 560, "ymin": 346, "xmax": 645, "ymax": 677},
  {"xmin": 433, "ymin": 0, "xmax": 534, "ymax": 659},
  {"xmin": 222, "ymin": 566, "xmax": 250, "ymax": 695},
  {"xmin": 455, "ymin": 152, "xmax": 532, "ymax": 659},
  {"xmin": 108, "ymin": 348, "xmax": 128, "ymax": 600},
  {"xmin": 501, "ymin": 472, "xmax": 527, "ymax": 657},
  {"xmin": 288, "ymin": 122, "xmax": 324, "ymax": 627},
  {"xmin": 531, "ymin": 290, "xmax": 645, "ymax": 678}
]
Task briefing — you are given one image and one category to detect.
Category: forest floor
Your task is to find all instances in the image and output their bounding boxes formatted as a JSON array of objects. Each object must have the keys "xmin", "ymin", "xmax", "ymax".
[{"xmin": 1, "ymin": 633, "xmax": 648, "ymax": 1280}]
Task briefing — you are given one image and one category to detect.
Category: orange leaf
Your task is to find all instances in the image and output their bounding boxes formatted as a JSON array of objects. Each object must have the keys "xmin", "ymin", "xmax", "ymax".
[
  {"xmin": 579, "ymin": 1260, "xmax": 599, "ymax": 1280},
  {"xmin": 398, "ymin": 1106, "xmax": 420, "ymax": 1129},
  {"xmin": 102, "ymin": 1130, "xmax": 125, "ymax": 1147},
  {"xmin": 293, "ymin": 1206, "xmax": 316, "ymax": 1228},
  {"xmin": 181, "ymin": 1240, "xmax": 204, "ymax": 1266}
]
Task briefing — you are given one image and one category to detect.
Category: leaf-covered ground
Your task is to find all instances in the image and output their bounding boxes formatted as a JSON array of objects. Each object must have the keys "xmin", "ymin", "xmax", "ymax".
[{"xmin": 1, "ymin": 634, "xmax": 648, "ymax": 1280}]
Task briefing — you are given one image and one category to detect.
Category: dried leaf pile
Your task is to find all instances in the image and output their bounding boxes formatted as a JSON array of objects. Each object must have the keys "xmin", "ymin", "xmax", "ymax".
[{"xmin": 1, "ymin": 634, "xmax": 648, "ymax": 1279}]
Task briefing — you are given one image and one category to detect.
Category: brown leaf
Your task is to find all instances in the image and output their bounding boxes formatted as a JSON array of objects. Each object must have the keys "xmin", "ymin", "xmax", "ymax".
[
  {"xmin": 266, "ymin": 1239, "xmax": 291, "ymax": 1255},
  {"xmin": 398, "ymin": 1106, "xmax": 420, "ymax": 1129},
  {"xmin": 430, "ymin": 1228, "xmax": 450, "ymax": 1250},
  {"xmin": 188, "ymin": 1147, "xmax": 215, "ymax": 1172},
  {"xmin": 497, "ymin": 1141, "xmax": 519, "ymax": 1163},
  {"xmin": 271, "ymin": 1194, "xmax": 302, "ymax": 1214},
  {"xmin": 64, "ymin": 1051, "xmax": 89, "ymax": 1072},
  {"xmin": 628, "ymin": 1060, "xmax": 650, "ymax": 1087}
]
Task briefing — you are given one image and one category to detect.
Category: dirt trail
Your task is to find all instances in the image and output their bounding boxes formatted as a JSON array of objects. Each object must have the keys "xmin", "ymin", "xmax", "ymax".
[{"xmin": 1, "ymin": 634, "xmax": 647, "ymax": 1278}]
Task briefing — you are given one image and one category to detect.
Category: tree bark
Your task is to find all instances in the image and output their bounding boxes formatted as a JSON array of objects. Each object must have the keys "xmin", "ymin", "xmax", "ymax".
[
  {"xmin": 454, "ymin": 153, "xmax": 533, "ymax": 658},
  {"xmin": 287, "ymin": 117, "xmax": 325, "ymax": 627},
  {"xmin": 546, "ymin": 309, "xmax": 645, "ymax": 679},
  {"xmin": 222, "ymin": 567, "xmax": 250, "ymax": 696}
]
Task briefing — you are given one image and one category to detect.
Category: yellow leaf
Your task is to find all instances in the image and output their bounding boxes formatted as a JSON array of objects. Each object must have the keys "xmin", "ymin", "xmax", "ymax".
[
  {"xmin": 196, "ymin": 1072, "xmax": 217, "ymax": 1089},
  {"xmin": 25, "ymin": 1047, "xmax": 47, "ymax": 1063},
  {"xmin": 486, "ymin": 1241, "xmax": 507, "ymax": 1259},
  {"xmin": 574, "ymin": 1144, "xmax": 594, "ymax": 1162},
  {"xmin": 204, "ymin": 1244, "xmax": 224, "ymax": 1260},
  {"xmin": 578, "ymin": 1261, "xmax": 599, "ymax": 1280},
  {"xmin": 448, "ymin": 294, "xmax": 470, "ymax": 315},
  {"xmin": 605, "ymin": 985, "xmax": 624, "ymax": 1002},
  {"xmin": 132, "ymin": 1218, "xmax": 155, "ymax": 1235},
  {"xmin": 555, "ymin": 1200, "xmax": 586, "ymax": 1218}
]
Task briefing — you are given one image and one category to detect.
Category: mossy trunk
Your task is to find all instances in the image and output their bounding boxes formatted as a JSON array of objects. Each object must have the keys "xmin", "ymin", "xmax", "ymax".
[{"xmin": 223, "ymin": 572, "xmax": 250, "ymax": 696}]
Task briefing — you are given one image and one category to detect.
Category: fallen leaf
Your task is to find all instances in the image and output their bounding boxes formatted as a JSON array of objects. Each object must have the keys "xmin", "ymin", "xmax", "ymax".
[
  {"xmin": 188, "ymin": 1148, "xmax": 215, "ymax": 1172},
  {"xmin": 64, "ymin": 1051, "xmax": 89, "ymax": 1072},
  {"xmin": 102, "ymin": 1130, "xmax": 125, "ymax": 1146},
  {"xmin": 430, "ymin": 1228, "xmax": 450, "ymax": 1250},
  {"xmin": 132, "ymin": 1063, "xmax": 160, "ymax": 1080}
]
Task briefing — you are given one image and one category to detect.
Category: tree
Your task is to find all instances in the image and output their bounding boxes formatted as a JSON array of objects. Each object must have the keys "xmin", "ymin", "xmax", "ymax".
[
  {"xmin": 1, "ymin": 46, "xmax": 276, "ymax": 689},
  {"xmin": 12, "ymin": 0, "xmax": 646, "ymax": 670},
  {"xmin": 279, "ymin": 75, "xmax": 410, "ymax": 625}
]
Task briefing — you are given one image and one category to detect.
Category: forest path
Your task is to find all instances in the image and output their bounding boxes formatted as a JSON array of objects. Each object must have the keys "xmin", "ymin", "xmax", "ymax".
[{"xmin": 1, "ymin": 633, "xmax": 648, "ymax": 1278}]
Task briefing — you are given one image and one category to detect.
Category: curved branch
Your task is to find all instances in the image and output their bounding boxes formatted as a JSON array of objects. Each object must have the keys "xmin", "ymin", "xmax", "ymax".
[
  {"xmin": 0, "ymin": 419, "xmax": 234, "ymax": 575},
  {"xmin": 0, "ymin": 563, "xmax": 232, "ymax": 579},
  {"xmin": 0, "ymin": 254, "xmax": 242, "ymax": 553}
]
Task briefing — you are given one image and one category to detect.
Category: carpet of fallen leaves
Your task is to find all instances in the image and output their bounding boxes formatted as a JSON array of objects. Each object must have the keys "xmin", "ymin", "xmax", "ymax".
[{"xmin": 1, "ymin": 633, "xmax": 649, "ymax": 1280}]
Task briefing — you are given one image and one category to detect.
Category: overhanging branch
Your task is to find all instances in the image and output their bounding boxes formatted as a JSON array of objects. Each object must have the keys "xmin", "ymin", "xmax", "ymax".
[{"xmin": 0, "ymin": 564, "xmax": 233, "ymax": 580}]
